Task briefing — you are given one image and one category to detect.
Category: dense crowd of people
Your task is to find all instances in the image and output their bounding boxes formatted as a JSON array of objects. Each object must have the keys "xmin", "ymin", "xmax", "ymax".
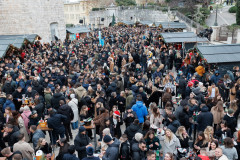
[{"xmin": 0, "ymin": 26, "xmax": 239, "ymax": 160}]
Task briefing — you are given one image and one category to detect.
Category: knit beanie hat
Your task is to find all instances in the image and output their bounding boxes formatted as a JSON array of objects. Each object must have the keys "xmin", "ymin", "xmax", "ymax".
[
  {"xmin": 79, "ymin": 126, "xmax": 86, "ymax": 133},
  {"xmin": 134, "ymin": 133, "xmax": 143, "ymax": 142},
  {"xmin": 103, "ymin": 135, "xmax": 112, "ymax": 143},
  {"xmin": 86, "ymin": 146, "xmax": 94, "ymax": 156}
]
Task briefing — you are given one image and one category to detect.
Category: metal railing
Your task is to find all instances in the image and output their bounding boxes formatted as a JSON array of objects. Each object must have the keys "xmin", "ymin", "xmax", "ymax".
[{"xmin": 174, "ymin": 11, "xmax": 206, "ymax": 33}]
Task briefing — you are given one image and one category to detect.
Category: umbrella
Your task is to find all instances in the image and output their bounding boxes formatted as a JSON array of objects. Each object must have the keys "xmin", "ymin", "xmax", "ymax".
[{"xmin": 111, "ymin": 14, "xmax": 116, "ymax": 26}]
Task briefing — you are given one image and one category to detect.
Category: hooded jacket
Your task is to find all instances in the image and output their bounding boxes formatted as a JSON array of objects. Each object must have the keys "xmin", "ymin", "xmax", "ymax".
[
  {"xmin": 167, "ymin": 119, "xmax": 181, "ymax": 133},
  {"xmin": 131, "ymin": 141, "xmax": 146, "ymax": 160},
  {"xmin": 68, "ymin": 98, "xmax": 79, "ymax": 122},
  {"xmin": 126, "ymin": 91, "xmax": 134, "ymax": 108},
  {"xmin": 197, "ymin": 106, "xmax": 213, "ymax": 131},
  {"xmin": 131, "ymin": 101, "xmax": 148, "ymax": 123},
  {"xmin": 3, "ymin": 99, "xmax": 15, "ymax": 112},
  {"xmin": 51, "ymin": 93, "xmax": 65, "ymax": 109},
  {"xmin": 124, "ymin": 123, "xmax": 142, "ymax": 141},
  {"xmin": 74, "ymin": 133, "xmax": 91, "ymax": 159},
  {"xmin": 57, "ymin": 104, "xmax": 74, "ymax": 124},
  {"xmin": 74, "ymin": 86, "xmax": 87, "ymax": 102},
  {"xmin": 103, "ymin": 138, "xmax": 120, "ymax": 160}
]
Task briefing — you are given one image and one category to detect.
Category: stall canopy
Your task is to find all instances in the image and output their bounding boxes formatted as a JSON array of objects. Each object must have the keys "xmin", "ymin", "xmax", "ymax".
[
  {"xmin": 138, "ymin": 21, "xmax": 153, "ymax": 26},
  {"xmin": 198, "ymin": 44, "xmax": 240, "ymax": 64},
  {"xmin": 66, "ymin": 26, "xmax": 91, "ymax": 34},
  {"xmin": 156, "ymin": 21, "xmax": 187, "ymax": 29},
  {"xmin": 160, "ymin": 32, "xmax": 209, "ymax": 43},
  {"xmin": 0, "ymin": 34, "xmax": 39, "ymax": 58},
  {"xmin": 118, "ymin": 21, "xmax": 135, "ymax": 25}
]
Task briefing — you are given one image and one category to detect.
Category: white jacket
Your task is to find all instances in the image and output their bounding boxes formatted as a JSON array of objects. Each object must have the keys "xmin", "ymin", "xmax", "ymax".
[
  {"xmin": 68, "ymin": 98, "xmax": 79, "ymax": 122},
  {"xmin": 218, "ymin": 154, "xmax": 229, "ymax": 160},
  {"xmin": 159, "ymin": 133, "xmax": 181, "ymax": 156}
]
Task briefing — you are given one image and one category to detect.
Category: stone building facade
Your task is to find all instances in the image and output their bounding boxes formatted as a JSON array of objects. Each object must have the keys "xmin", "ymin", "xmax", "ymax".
[
  {"xmin": 89, "ymin": 6, "xmax": 168, "ymax": 28},
  {"xmin": 0, "ymin": 0, "xmax": 66, "ymax": 42}
]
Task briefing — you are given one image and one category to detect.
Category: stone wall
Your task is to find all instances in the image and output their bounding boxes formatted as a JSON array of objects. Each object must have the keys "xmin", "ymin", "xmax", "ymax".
[
  {"xmin": 89, "ymin": 7, "xmax": 169, "ymax": 27},
  {"xmin": 0, "ymin": 0, "xmax": 66, "ymax": 42}
]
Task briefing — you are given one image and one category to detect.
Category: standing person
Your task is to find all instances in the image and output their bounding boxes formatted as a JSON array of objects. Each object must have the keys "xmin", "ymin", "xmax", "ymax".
[
  {"xmin": 197, "ymin": 104, "xmax": 213, "ymax": 132},
  {"xmin": 51, "ymin": 89, "xmax": 65, "ymax": 110},
  {"xmin": 110, "ymin": 110, "xmax": 123, "ymax": 138},
  {"xmin": 176, "ymin": 126, "xmax": 189, "ymax": 149},
  {"xmin": 194, "ymin": 131, "xmax": 208, "ymax": 154},
  {"xmin": 35, "ymin": 138, "xmax": 52, "ymax": 155},
  {"xmin": 223, "ymin": 109, "xmax": 237, "ymax": 136},
  {"xmin": 3, "ymin": 94, "xmax": 15, "ymax": 112},
  {"xmin": 30, "ymin": 125, "xmax": 45, "ymax": 149},
  {"xmin": 21, "ymin": 106, "xmax": 31, "ymax": 134},
  {"xmin": 82, "ymin": 146, "xmax": 100, "ymax": 160},
  {"xmin": 99, "ymin": 135, "xmax": 120, "ymax": 160},
  {"xmin": 208, "ymin": 83, "xmax": 219, "ymax": 99},
  {"xmin": 123, "ymin": 106, "xmax": 137, "ymax": 128},
  {"xmin": 131, "ymin": 95, "xmax": 148, "ymax": 124},
  {"xmin": 221, "ymin": 137, "xmax": 238, "ymax": 160},
  {"xmin": 206, "ymin": 140, "xmax": 218, "ymax": 159},
  {"xmin": 13, "ymin": 133, "xmax": 34, "ymax": 160},
  {"xmin": 211, "ymin": 101, "xmax": 224, "ymax": 131},
  {"xmin": 124, "ymin": 119, "xmax": 142, "ymax": 141},
  {"xmin": 158, "ymin": 128, "xmax": 181, "ymax": 156},
  {"xmin": 62, "ymin": 145, "xmax": 79, "ymax": 160},
  {"xmin": 150, "ymin": 106, "xmax": 163, "ymax": 128},
  {"xmin": 144, "ymin": 130, "xmax": 161, "ymax": 151},
  {"xmin": 3, "ymin": 124, "xmax": 21, "ymax": 148},
  {"xmin": 146, "ymin": 150, "xmax": 156, "ymax": 160},
  {"xmin": 119, "ymin": 134, "xmax": 130, "ymax": 160},
  {"xmin": 131, "ymin": 139, "xmax": 147, "ymax": 160},
  {"xmin": 57, "ymin": 100, "xmax": 74, "ymax": 141},
  {"xmin": 74, "ymin": 126, "xmax": 92, "ymax": 160},
  {"xmin": 12, "ymin": 86, "xmax": 23, "ymax": 111},
  {"xmin": 47, "ymin": 110, "xmax": 67, "ymax": 145},
  {"xmin": 68, "ymin": 94, "xmax": 79, "ymax": 130},
  {"xmin": 56, "ymin": 138, "xmax": 70, "ymax": 160}
]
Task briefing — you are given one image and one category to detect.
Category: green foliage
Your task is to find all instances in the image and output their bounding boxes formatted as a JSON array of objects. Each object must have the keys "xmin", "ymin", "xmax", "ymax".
[
  {"xmin": 200, "ymin": 7, "xmax": 210, "ymax": 16},
  {"xmin": 115, "ymin": 0, "xmax": 136, "ymax": 6},
  {"xmin": 66, "ymin": 24, "xmax": 74, "ymax": 28},
  {"xmin": 229, "ymin": 6, "xmax": 237, "ymax": 13},
  {"xmin": 92, "ymin": 8, "xmax": 105, "ymax": 11},
  {"xmin": 237, "ymin": 0, "xmax": 240, "ymax": 25}
]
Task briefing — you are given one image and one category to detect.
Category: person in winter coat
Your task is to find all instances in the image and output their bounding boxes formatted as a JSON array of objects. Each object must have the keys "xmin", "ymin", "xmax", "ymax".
[
  {"xmin": 123, "ymin": 106, "xmax": 137, "ymax": 128},
  {"xmin": 58, "ymin": 100, "xmax": 74, "ymax": 141},
  {"xmin": 119, "ymin": 134, "xmax": 130, "ymax": 160},
  {"xmin": 221, "ymin": 137, "xmax": 238, "ymax": 160},
  {"xmin": 179, "ymin": 105, "xmax": 191, "ymax": 131},
  {"xmin": 166, "ymin": 114, "xmax": 181, "ymax": 133},
  {"xmin": 12, "ymin": 86, "xmax": 23, "ymax": 111},
  {"xmin": 100, "ymin": 135, "xmax": 120, "ymax": 160},
  {"xmin": 74, "ymin": 83, "xmax": 87, "ymax": 102},
  {"xmin": 32, "ymin": 80, "xmax": 44, "ymax": 96},
  {"xmin": 2, "ymin": 80, "xmax": 15, "ymax": 94},
  {"xmin": 192, "ymin": 87, "xmax": 205, "ymax": 105},
  {"xmin": 44, "ymin": 88, "xmax": 52, "ymax": 107},
  {"xmin": 125, "ymin": 89, "xmax": 134, "ymax": 108},
  {"xmin": 144, "ymin": 130, "xmax": 161, "ymax": 151},
  {"xmin": 158, "ymin": 128, "xmax": 181, "ymax": 156},
  {"xmin": 94, "ymin": 108, "xmax": 109, "ymax": 135},
  {"xmin": 13, "ymin": 133, "xmax": 34, "ymax": 160},
  {"xmin": 176, "ymin": 126, "xmax": 189, "ymax": 149},
  {"xmin": 197, "ymin": 104, "xmax": 213, "ymax": 132},
  {"xmin": 131, "ymin": 95, "xmax": 148, "ymax": 124},
  {"xmin": 211, "ymin": 101, "xmax": 225, "ymax": 130},
  {"xmin": 33, "ymin": 98, "xmax": 44, "ymax": 119},
  {"xmin": 68, "ymin": 94, "xmax": 79, "ymax": 130},
  {"xmin": 82, "ymin": 146, "xmax": 100, "ymax": 160},
  {"xmin": 110, "ymin": 111, "xmax": 123, "ymax": 138},
  {"xmin": 208, "ymin": 83, "xmax": 219, "ymax": 99},
  {"xmin": 21, "ymin": 106, "xmax": 31, "ymax": 134},
  {"xmin": 211, "ymin": 70, "xmax": 221, "ymax": 85},
  {"xmin": 150, "ymin": 106, "xmax": 163, "ymax": 128},
  {"xmin": 195, "ymin": 64, "xmax": 205, "ymax": 77},
  {"xmin": 3, "ymin": 94, "xmax": 15, "ymax": 112},
  {"xmin": 3, "ymin": 124, "xmax": 21, "ymax": 148},
  {"xmin": 47, "ymin": 110, "xmax": 67, "ymax": 144},
  {"xmin": 223, "ymin": 109, "xmax": 237, "ymax": 135},
  {"xmin": 116, "ymin": 76, "xmax": 124, "ymax": 95},
  {"xmin": 25, "ymin": 86, "xmax": 38, "ymax": 98},
  {"xmin": 131, "ymin": 140, "xmax": 147, "ymax": 160},
  {"xmin": 177, "ymin": 75, "xmax": 187, "ymax": 99},
  {"xmin": 74, "ymin": 126, "xmax": 92, "ymax": 159},
  {"xmin": 56, "ymin": 138, "xmax": 70, "ymax": 160},
  {"xmin": 30, "ymin": 125, "xmax": 45, "ymax": 149},
  {"xmin": 51, "ymin": 89, "xmax": 65, "ymax": 110},
  {"xmin": 124, "ymin": 119, "xmax": 142, "ymax": 141},
  {"xmin": 62, "ymin": 145, "xmax": 79, "ymax": 160}
]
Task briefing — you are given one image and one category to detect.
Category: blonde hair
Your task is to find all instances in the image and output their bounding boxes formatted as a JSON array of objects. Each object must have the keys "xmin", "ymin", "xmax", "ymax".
[
  {"xmin": 80, "ymin": 105, "xmax": 88, "ymax": 116},
  {"xmin": 230, "ymin": 100, "xmax": 238, "ymax": 112},
  {"xmin": 165, "ymin": 129, "xmax": 173, "ymax": 143},
  {"xmin": 36, "ymin": 138, "xmax": 45, "ymax": 149},
  {"xmin": 176, "ymin": 126, "xmax": 187, "ymax": 140},
  {"xmin": 204, "ymin": 126, "xmax": 214, "ymax": 142}
]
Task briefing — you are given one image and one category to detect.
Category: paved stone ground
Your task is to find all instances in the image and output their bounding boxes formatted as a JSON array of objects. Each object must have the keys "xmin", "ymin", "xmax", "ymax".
[{"xmin": 206, "ymin": 5, "xmax": 236, "ymax": 27}]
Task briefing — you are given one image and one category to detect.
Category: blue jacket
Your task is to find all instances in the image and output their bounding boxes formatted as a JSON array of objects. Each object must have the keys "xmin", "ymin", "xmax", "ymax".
[
  {"xmin": 63, "ymin": 153, "xmax": 79, "ymax": 160},
  {"xmin": 32, "ymin": 129, "xmax": 45, "ymax": 149},
  {"xmin": 131, "ymin": 101, "xmax": 148, "ymax": 123},
  {"xmin": 3, "ymin": 100, "xmax": 15, "ymax": 112}
]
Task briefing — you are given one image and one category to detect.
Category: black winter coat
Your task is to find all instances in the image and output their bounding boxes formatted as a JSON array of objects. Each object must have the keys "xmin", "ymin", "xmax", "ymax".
[
  {"xmin": 179, "ymin": 110, "xmax": 190, "ymax": 130},
  {"xmin": 57, "ymin": 104, "xmax": 74, "ymax": 124},
  {"xmin": 131, "ymin": 142, "xmax": 146, "ymax": 160},
  {"xmin": 74, "ymin": 133, "xmax": 91, "ymax": 159},
  {"xmin": 110, "ymin": 117, "xmax": 123, "ymax": 138},
  {"xmin": 120, "ymin": 141, "xmax": 130, "ymax": 160},
  {"xmin": 124, "ymin": 123, "xmax": 142, "ymax": 141},
  {"xmin": 32, "ymin": 82, "xmax": 44, "ymax": 96},
  {"xmin": 47, "ymin": 114, "xmax": 67, "ymax": 134},
  {"xmin": 51, "ymin": 93, "xmax": 66, "ymax": 110},
  {"xmin": 223, "ymin": 114, "xmax": 237, "ymax": 134},
  {"xmin": 197, "ymin": 106, "xmax": 213, "ymax": 132},
  {"xmin": 34, "ymin": 103, "xmax": 44, "ymax": 119},
  {"xmin": 2, "ymin": 82, "xmax": 14, "ymax": 94},
  {"xmin": 3, "ymin": 127, "xmax": 20, "ymax": 147}
]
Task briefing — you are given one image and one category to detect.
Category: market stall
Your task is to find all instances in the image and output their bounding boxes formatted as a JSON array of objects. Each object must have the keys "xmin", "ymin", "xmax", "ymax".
[
  {"xmin": 66, "ymin": 26, "xmax": 91, "ymax": 40},
  {"xmin": 156, "ymin": 21, "xmax": 187, "ymax": 32},
  {"xmin": 197, "ymin": 44, "xmax": 240, "ymax": 74}
]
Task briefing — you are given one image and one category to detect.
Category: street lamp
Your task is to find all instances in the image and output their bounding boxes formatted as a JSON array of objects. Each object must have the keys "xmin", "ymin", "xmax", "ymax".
[{"xmin": 214, "ymin": 5, "xmax": 218, "ymax": 26}]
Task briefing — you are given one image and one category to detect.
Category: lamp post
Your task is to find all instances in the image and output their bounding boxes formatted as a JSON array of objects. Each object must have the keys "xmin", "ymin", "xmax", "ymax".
[{"xmin": 214, "ymin": 5, "xmax": 218, "ymax": 26}]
